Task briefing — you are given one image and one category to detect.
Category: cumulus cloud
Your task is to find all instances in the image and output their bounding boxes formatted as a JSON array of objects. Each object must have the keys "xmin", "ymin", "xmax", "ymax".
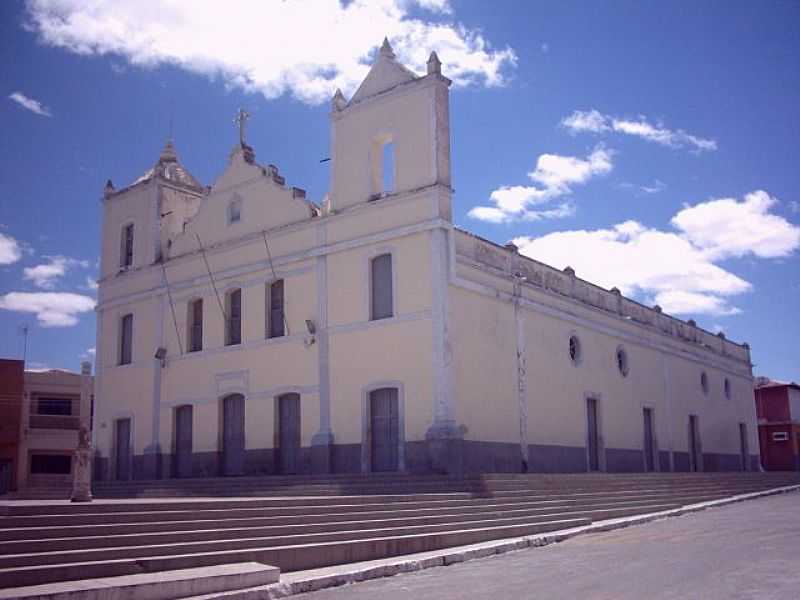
[
  {"xmin": 561, "ymin": 109, "xmax": 716, "ymax": 152},
  {"xmin": 512, "ymin": 191, "xmax": 800, "ymax": 316},
  {"xmin": 8, "ymin": 91, "xmax": 52, "ymax": 116},
  {"xmin": 468, "ymin": 146, "xmax": 612, "ymax": 223},
  {"xmin": 23, "ymin": 255, "xmax": 90, "ymax": 289},
  {"xmin": 24, "ymin": 0, "xmax": 515, "ymax": 105},
  {"xmin": 671, "ymin": 190, "xmax": 800, "ymax": 260},
  {"xmin": 0, "ymin": 292, "xmax": 96, "ymax": 327},
  {"xmin": 0, "ymin": 232, "xmax": 23, "ymax": 264}
]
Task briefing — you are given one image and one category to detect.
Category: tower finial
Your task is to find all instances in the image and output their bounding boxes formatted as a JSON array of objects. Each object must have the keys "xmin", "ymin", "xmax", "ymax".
[
  {"xmin": 332, "ymin": 88, "xmax": 347, "ymax": 111},
  {"xmin": 427, "ymin": 51, "xmax": 441, "ymax": 75},
  {"xmin": 379, "ymin": 37, "xmax": 395, "ymax": 59},
  {"xmin": 159, "ymin": 139, "xmax": 177, "ymax": 163}
]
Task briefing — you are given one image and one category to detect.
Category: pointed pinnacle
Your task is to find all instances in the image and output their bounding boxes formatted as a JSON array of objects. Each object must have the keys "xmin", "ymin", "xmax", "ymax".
[
  {"xmin": 380, "ymin": 37, "xmax": 395, "ymax": 59},
  {"xmin": 427, "ymin": 50, "xmax": 441, "ymax": 75}
]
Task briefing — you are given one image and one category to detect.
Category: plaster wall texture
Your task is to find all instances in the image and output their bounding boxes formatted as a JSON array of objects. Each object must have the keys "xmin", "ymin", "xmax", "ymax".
[{"xmin": 92, "ymin": 42, "xmax": 756, "ymax": 479}]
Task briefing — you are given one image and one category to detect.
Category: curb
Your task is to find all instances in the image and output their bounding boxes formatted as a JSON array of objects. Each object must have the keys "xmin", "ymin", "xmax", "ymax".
[{"xmin": 209, "ymin": 484, "xmax": 800, "ymax": 599}]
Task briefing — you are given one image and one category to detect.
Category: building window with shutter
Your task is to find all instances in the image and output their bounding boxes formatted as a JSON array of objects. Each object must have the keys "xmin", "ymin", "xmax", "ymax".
[
  {"xmin": 268, "ymin": 279, "xmax": 285, "ymax": 338},
  {"xmin": 226, "ymin": 289, "xmax": 242, "ymax": 346},
  {"xmin": 370, "ymin": 253, "xmax": 393, "ymax": 320},
  {"xmin": 120, "ymin": 223, "xmax": 134, "ymax": 268},
  {"xmin": 188, "ymin": 298, "xmax": 203, "ymax": 352},
  {"xmin": 119, "ymin": 313, "xmax": 133, "ymax": 365}
]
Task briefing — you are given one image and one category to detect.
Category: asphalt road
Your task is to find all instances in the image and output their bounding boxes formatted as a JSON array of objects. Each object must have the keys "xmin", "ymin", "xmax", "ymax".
[{"xmin": 294, "ymin": 491, "xmax": 800, "ymax": 600}]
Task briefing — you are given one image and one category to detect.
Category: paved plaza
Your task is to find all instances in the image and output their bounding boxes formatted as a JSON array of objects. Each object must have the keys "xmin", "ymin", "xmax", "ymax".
[{"xmin": 295, "ymin": 491, "xmax": 800, "ymax": 600}]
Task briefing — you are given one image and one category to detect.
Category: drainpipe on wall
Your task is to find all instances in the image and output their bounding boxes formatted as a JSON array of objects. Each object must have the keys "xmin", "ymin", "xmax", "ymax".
[
  {"xmin": 311, "ymin": 223, "xmax": 334, "ymax": 473},
  {"xmin": 512, "ymin": 275, "xmax": 529, "ymax": 472},
  {"xmin": 661, "ymin": 353, "xmax": 675, "ymax": 472}
]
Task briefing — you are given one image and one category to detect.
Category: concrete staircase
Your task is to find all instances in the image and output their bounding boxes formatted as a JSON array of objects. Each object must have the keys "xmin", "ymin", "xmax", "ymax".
[{"xmin": 1, "ymin": 472, "xmax": 798, "ymax": 598}]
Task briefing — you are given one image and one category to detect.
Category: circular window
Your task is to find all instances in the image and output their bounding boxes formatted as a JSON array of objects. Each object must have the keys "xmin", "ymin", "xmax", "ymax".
[
  {"xmin": 724, "ymin": 378, "xmax": 731, "ymax": 399},
  {"xmin": 616, "ymin": 347, "xmax": 629, "ymax": 377},
  {"xmin": 569, "ymin": 335, "xmax": 581, "ymax": 365},
  {"xmin": 701, "ymin": 372, "xmax": 709, "ymax": 395}
]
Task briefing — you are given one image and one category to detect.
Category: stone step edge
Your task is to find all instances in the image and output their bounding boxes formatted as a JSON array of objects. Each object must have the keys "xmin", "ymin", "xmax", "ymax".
[
  {"xmin": 3, "ymin": 481, "xmax": 785, "ymax": 518},
  {"xmin": 0, "ymin": 562, "xmax": 280, "ymax": 600},
  {"xmin": 189, "ymin": 484, "xmax": 800, "ymax": 600}
]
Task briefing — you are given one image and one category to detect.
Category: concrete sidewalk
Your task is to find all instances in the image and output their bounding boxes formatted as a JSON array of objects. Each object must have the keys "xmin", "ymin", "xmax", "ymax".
[{"xmin": 292, "ymin": 491, "xmax": 800, "ymax": 600}]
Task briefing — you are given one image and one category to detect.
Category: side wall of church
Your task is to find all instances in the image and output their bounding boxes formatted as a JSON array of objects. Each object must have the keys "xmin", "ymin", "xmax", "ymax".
[{"xmin": 449, "ymin": 230, "xmax": 759, "ymax": 474}]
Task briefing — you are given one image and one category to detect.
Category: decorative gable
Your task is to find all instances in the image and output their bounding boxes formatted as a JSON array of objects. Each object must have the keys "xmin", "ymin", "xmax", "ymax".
[{"xmin": 350, "ymin": 38, "xmax": 419, "ymax": 105}]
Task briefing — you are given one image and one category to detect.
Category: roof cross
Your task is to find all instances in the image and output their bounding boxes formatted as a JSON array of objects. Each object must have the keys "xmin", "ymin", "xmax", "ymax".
[{"xmin": 234, "ymin": 108, "xmax": 251, "ymax": 146}]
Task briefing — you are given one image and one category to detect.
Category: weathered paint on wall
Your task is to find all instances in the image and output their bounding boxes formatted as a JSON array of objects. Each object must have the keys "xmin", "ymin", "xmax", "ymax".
[{"xmin": 93, "ymin": 42, "xmax": 757, "ymax": 480}]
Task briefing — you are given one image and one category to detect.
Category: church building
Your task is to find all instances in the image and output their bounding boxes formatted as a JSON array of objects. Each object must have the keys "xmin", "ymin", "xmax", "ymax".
[{"xmin": 92, "ymin": 40, "xmax": 758, "ymax": 480}]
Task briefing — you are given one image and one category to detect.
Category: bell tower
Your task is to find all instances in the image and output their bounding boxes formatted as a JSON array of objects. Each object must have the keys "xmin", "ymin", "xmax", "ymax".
[{"xmin": 328, "ymin": 39, "xmax": 452, "ymax": 213}]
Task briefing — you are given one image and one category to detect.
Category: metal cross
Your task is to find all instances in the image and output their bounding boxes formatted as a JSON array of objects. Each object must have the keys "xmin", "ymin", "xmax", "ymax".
[{"xmin": 234, "ymin": 108, "xmax": 250, "ymax": 145}]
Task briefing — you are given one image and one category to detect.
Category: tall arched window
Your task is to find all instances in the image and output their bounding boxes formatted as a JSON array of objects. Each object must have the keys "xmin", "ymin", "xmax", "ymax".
[
  {"xmin": 225, "ymin": 289, "xmax": 242, "ymax": 346},
  {"xmin": 120, "ymin": 223, "xmax": 134, "ymax": 268},
  {"xmin": 119, "ymin": 313, "xmax": 133, "ymax": 365},
  {"xmin": 370, "ymin": 253, "xmax": 393, "ymax": 320},
  {"xmin": 188, "ymin": 299, "xmax": 203, "ymax": 352}
]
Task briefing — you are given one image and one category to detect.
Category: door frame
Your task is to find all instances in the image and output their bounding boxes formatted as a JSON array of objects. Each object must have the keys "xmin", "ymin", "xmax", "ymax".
[
  {"xmin": 584, "ymin": 394, "xmax": 606, "ymax": 472},
  {"xmin": 112, "ymin": 415, "xmax": 134, "ymax": 481},
  {"xmin": 688, "ymin": 414, "xmax": 704, "ymax": 472},
  {"xmin": 172, "ymin": 404, "xmax": 193, "ymax": 478},
  {"xmin": 642, "ymin": 405, "xmax": 660, "ymax": 472},
  {"xmin": 361, "ymin": 381, "xmax": 405, "ymax": 473},
  {"xmin": 219, "ymin": 393, "xmax": 246, "ymax": 476},
  {"xmin": 274, "ymin": 392, "xmax": 301, "ymax": 474}
]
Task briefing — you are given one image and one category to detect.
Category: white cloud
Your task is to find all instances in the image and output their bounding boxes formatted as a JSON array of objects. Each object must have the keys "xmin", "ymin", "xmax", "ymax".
[
  {"xmin": 512, "ymin": 190, "xmax": 799, "ymax": 316},
  {"xmin": 24, "ymin": 0, "xmax": 515, "ymax": 105},
  {"xmin": 85, "ymin": 276, "xmax": 98, "ymax": 291},
  {"xmin": 640, "ymin": 180, "xmax": 666, "ymax": 194},
  {"xmin": 561, "ymin": 109, "xmax": 716, "ymax": 152},
  {"xmin": 560, "ymin": 109, "xmax": 609, "ymax": 134},
  {"xmin": 23, "ymin": 255, "xmax": 89, "ymax": 289},
  {"xmin": 8, "ymin": 91, "xmax": 52, "ymax": 117},
  {"xmin": 469, "ymin": 146, "xmax": 612, "ymax": 223},
  {"xmin": 790, "ymin": 200, "xmax": 800, "ymax": 214},
  {"xmin": 0, "ymin": 232, "xmax": 23, "ymax": 264},
  {"xmin": 0, "ymin": 292, "xmax": 96, "ymax": 327},
  {"xmin": 672, "ymin": 190, "xmax": 800, "ymax": 260}
]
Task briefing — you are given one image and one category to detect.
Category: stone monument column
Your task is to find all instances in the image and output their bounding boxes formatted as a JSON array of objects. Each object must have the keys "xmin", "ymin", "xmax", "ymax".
[{"xmin": 71, "ymin": 361, "xmax": 93, "ymax": 502}]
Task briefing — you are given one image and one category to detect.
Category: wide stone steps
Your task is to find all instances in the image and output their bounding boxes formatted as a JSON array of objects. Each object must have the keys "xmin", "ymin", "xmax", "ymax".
[
  {"xmin": 91, "ymin": 472, "xmax": 792, "ymax": 497},
  {"xmin": 0, "ymin": 483, "xmax": 780, "ymax": 540},
  {"xmin": 0, "ymin": 481, "xmax": 779, "ymax": 529},
  {"xmin": 1, "ymin": 472, "xmax": 798, "ymax": 593}
]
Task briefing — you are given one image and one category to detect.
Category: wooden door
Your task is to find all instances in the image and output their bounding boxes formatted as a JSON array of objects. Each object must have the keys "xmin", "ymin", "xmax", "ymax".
[
  {"xmin": 174, "ymin": 405, "xmax": 193, "ymax": 478},
  {"xmin": 738, "ymin": 423, "xmax": 750, "ymax": 471},
  {"xmin": 277, "ymin": 393, "xmax": 300, "ymax": 474},
  {"xmin": 586, "ymin": 398, "xmax": 600, "ymax": 472},
  {"xmin": 370, "ymin": 388, "xmax": 399, "ymax": 472},
  {"xmin": 222, "ymin": 394, "xmax": 245, "ymax": 476},
  {"xmin": 643, "ymin": 408, "xmax": 655, "ymax": 472},
  {"xmin": 115, "ymin": 418, "xmax": 131, "ymax": 480},
  {"xmin": 689, "ymin": 415, "xmax": 701, "ymax": 472}
]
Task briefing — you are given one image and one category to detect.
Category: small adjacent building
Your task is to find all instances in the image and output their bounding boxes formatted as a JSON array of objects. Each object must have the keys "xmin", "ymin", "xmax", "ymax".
[
  {"xmin": 0, "ymin": 360, "xmax": 94, "ymax": 495},
  {"xmin": 755, "ymin": 378, "xmax": 800, "ymax": 471},
  {"xmin": 0, "ymin": 360, "xmax": 25, "ymax": 494}
]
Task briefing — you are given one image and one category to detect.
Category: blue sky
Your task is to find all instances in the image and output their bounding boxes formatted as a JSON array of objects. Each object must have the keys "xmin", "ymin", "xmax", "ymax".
[{"xmin": 1, "ymin": 0, "xmax": 798, "ymax": 381}]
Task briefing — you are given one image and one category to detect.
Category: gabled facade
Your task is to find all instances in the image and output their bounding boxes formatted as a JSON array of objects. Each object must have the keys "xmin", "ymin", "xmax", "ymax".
[{"xmin": 93, "ymin": 41, "xmax": 758, "ymax": 481}]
